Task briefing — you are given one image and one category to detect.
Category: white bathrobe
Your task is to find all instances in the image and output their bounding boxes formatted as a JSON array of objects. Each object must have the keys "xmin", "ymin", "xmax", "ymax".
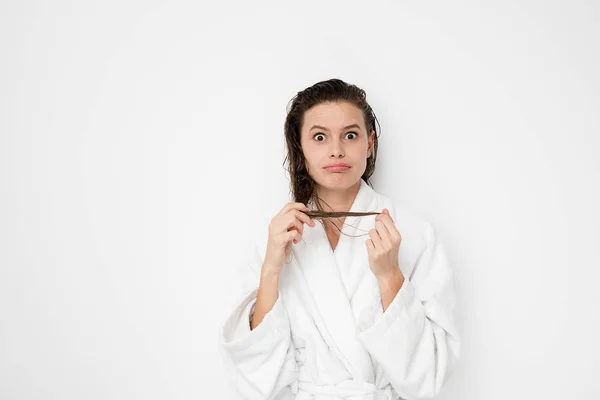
[{"xmin": 220, "ymin": 179, "xmax": 461, "ymax": 400}]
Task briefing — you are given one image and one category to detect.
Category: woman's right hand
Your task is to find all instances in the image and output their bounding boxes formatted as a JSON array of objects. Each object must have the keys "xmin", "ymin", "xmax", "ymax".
[{"xmin": 262, "ymin": 202, "xmax": 316, "ymax": 277}]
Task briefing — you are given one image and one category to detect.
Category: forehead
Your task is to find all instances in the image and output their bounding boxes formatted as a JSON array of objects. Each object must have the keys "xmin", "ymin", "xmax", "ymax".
[{"xmin": 302, "ymin": 101, "xmax": 364, "ymax": 129}]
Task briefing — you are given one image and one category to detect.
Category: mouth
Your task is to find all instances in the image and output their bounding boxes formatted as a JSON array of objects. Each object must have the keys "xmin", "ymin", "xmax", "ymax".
[{"xmin": 324, "ymin": 164, "xmax": 351, "ymax": 172}]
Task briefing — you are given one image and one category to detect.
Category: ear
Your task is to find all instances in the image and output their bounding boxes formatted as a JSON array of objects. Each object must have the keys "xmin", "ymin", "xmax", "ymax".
[{"xmin": 368, "ymin": 130, "xmax": 375, "ymax": 156}]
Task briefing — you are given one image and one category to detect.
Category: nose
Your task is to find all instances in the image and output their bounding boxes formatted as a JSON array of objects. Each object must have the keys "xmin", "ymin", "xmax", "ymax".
[{"xmin": 329, "ymin": 138, "xmax": 345, "ymax": 158}]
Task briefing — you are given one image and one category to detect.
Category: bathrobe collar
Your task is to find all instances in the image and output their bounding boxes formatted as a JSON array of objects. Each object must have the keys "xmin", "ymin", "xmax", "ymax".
[{"xmin": 288, "ymin": 178, "xmax": 381, "ymax": 383}]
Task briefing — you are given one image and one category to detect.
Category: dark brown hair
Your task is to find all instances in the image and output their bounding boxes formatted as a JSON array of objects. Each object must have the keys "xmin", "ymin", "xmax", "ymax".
[{"xmin": 282, "ymin": 78, "xmax": 382, "ymax": 232}]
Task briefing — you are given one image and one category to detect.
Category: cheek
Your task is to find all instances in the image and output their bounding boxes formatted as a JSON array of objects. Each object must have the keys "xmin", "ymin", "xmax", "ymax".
[
  {"xmin": 301, "ymin": 143, "xmax": 319, "ymax": 163},
  {"xmin": 303, "ymin": 155, "xmax": 317, "ymax": 172},
  {"xmin": 351, "ymin": 142, "xmax": 369, "ymax": 159}
]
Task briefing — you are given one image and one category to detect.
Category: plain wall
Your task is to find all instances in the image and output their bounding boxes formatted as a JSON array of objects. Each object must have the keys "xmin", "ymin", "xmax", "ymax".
[{"xmin": 1, "ymin": 1, "xmax": 598, "ymax": 399}]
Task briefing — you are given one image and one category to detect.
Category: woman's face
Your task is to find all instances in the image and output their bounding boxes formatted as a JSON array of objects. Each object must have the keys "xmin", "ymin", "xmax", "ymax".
[{"xmin": 300, "ymin": 101, "xmax": 375, "ymax": 191}]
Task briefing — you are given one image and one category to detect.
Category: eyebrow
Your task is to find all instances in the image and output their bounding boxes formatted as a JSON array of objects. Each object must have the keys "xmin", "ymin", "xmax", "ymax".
[{"xmin": 310, "ymin": 124, "xmax": 362, "ymax": 132}]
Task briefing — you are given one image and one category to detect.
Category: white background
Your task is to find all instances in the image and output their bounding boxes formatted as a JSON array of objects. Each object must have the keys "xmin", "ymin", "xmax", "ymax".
[{"xmin": 1, "ymin": 1, "xmax": 598, "ymax": 399}]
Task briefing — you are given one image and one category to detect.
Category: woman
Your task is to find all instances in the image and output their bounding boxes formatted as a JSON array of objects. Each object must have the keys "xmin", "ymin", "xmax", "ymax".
[{"xmin": 220, "ymin": 79, "xmax": 461, "ymax": 400}]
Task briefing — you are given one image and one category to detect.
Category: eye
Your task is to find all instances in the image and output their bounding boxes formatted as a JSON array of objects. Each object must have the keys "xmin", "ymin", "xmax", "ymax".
[
  {"xmin": 313, "ymin": 133, "xmax": 326, "ymax": 142},
  {"xmin": 346, "ymin": 131, "xmax": 358, "ymax": 140}
]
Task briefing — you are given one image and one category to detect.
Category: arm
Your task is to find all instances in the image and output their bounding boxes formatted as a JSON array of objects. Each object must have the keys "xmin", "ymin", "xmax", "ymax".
[
  {"xmin": 357, "ymin": 222, "xmax": 461, "ymax": 400},
  {"xmin": 377, "ymin": 267, "xmax": 405, "ymax": 312},
  {"xmin": 221, "ymin": 239, "xmax": 298, "ymax": 400},
  {"xmin": 251, "ymin": 267, "xmax": 281, "ymax": 330}
]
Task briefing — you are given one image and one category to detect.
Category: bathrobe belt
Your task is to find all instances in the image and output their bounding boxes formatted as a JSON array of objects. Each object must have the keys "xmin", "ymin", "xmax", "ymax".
[{"xmin": 293, "ymin": 379, "xmax": 394, "ymax": 400}]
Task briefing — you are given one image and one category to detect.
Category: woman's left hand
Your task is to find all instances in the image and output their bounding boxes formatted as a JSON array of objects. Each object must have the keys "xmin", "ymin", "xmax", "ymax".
[{"xmin": 366, "ymin": 208, "xmax": 403, "ymax": 280}]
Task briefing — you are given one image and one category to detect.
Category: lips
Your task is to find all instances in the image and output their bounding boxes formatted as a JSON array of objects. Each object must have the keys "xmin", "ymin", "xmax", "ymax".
[{"xmin": 324, "ymin": 163, "xmax": 351, "ymax": 172}]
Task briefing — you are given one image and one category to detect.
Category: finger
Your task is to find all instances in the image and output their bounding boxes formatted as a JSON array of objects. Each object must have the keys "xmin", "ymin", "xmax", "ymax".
[
  {"xmin": 369, "ymin": 228, "xmax": 383, "ymax": 250},
  {"xmin": 376, "ymin": 217, "xmax": 396, "ymax": 238},
  {"xmin": 289, "ymin": 230, "xmax": 303, "ymax": 244},
  {"xmin": 284, "ymin": 216, "xmax": 305, "ymax": 244},
  {"xmin": 284, "ymin": 230, "xmax": 299, "ymax": 245},
  {"xmin": 276, "ymin": 230, "xmax": 295, "ymax": 248},
  {"xmin": 290, "ymin": 209, "xmax": 316, "ymax": 227},
  {"xmin": 376, "ymin": 208, "xmax": 393, "ymax": 223},
  {"xmin": 365, "ymin": 238, "xmax": 375, "ymax": 253},
  {"xmin": 291, "ymin": 223, "xmax": 304, "ymax": 243},
  {"xmin": 284, "ymin": 217, "xmax": 304, "ymax": 236},
  {"xmin": 377, "ymin": 210, "xmax": 400, "ymax": 242},
  {"xmin": 281, "ymin": 202, "xmax": 315, "ymax": 228},
  {"xmin": 279, "ymin": 202, "xmax": 310, "ymax": 216},
  {"xmin": 278, "ymin": 202, "xmax": 294, "ymax": 215},
  {"xmin": 375, "ymin": 220, "xmax": 392, "ymax": 247},
  {"xmin": 293, "ymin": 230, "xmax": 303, "ymax": 244}
]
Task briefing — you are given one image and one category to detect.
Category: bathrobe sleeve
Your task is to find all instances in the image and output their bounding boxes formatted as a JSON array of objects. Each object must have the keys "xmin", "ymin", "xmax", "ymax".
[
  {"xmin": 356, "ymin": 221, "xmax": 461, "ymax": 400},
  {"xmin": 220, "ymin": 234, "xmax": 298, "ymax": 400}
]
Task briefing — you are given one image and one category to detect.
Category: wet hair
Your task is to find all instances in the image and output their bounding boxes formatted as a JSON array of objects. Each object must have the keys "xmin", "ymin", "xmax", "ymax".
[{"xmin": 283, "ymin": 78, "xmax": 383, "ymax": 235}]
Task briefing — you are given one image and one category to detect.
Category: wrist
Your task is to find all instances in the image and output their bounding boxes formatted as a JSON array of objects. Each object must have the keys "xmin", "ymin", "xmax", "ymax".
[
  {"xmin": 376, "ymin": 266, "xmax": 404, "ymax": 287},
  {"xmin": 260, "ymin": 265, "xmax": 281, "ymax": 282}
]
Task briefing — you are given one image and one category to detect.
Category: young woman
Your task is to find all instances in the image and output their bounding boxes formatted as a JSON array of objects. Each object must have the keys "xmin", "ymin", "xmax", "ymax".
[{"xmin": 221, "ymin": 79, "xmax": 461, "ymax": 400}]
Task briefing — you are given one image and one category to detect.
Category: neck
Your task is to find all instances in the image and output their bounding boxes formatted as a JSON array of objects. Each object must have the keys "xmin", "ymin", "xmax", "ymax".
[{"xmin": 314, "ymin": 179, "xmax": 361, "ymax": 213}]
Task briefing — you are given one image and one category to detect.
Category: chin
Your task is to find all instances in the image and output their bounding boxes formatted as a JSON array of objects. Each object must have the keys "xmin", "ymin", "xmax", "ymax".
[{"xmin": 317, "ymin": 173, "xmax": 360, "ymax": 189}]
